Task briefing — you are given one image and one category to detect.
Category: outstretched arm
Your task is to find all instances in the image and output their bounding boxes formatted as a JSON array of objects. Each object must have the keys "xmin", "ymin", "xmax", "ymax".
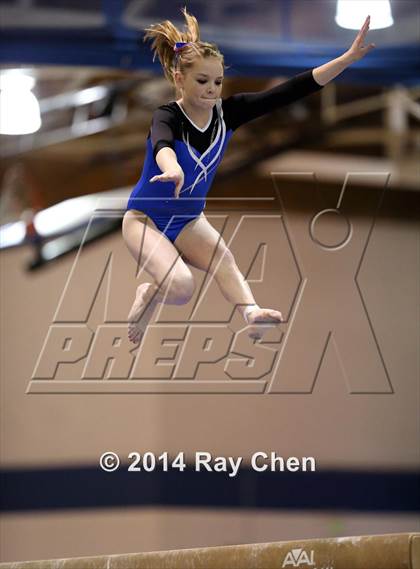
[
  {"xmin": 151, "ymin": 147, "xmax": 184, "ymax": 198},
  {"xmin": 224, "ymin": 16, "xmax": 375, "ymax": 131},
  {"xmin": 223, "ymin": 69, "xmax": 324, "ymax": 131},
  {"xmin": 313, "ymin": 16, "xmax": 375, "ymax": 85},
  {"xmin": 149, "ymin": 107, "xmax": 184, "ymax": 198}
]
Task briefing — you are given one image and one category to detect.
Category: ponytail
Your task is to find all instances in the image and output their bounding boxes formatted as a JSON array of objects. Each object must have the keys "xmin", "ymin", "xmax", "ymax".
[{"xmin": 143, "ymin": 7, "xmax": 224, "ymax": 84}]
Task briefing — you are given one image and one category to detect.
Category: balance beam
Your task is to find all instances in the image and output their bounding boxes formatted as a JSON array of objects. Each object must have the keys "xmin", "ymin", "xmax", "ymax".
[{"xmin": 1, "ymin": 533, "xmax": 418, "ymax": 569}]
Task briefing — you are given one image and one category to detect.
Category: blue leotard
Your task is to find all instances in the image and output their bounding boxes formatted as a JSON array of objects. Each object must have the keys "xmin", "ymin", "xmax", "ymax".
[{"xmin": 127, "ymin": 69, "xmax": 323, "ymax": 243}]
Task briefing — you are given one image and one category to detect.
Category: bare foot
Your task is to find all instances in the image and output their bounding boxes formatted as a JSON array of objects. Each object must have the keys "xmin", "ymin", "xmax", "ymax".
[
  {"xmin": 246, "ymin": 307, "xmax": 283, "ymax": 340},
  {"xmin": 128, "ymin": 283, "xmax": 157, "ymax": 344}
]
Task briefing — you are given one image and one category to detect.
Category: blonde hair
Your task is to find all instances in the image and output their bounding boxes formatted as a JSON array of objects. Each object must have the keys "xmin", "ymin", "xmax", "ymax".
[{"xmin": 143, "ymin": 7, "xmax": 224, "ymax": 85}]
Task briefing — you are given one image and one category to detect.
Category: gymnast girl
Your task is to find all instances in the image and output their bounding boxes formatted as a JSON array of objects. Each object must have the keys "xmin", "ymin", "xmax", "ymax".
[{"xmin": 123, "ymin": 8, "xmax": 375, "ymax": 344}]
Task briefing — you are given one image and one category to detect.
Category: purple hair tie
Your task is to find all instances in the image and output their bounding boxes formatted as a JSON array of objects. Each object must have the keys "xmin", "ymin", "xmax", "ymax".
[{"xmin": 174, "ymin": 42, "xmax": 190, "ymax": 52}]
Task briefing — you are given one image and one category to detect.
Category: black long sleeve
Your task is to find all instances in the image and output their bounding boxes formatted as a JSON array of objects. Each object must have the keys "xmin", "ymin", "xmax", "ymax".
[
  {"xmin": 222, "ymin": 69, "xmax": 323, "ymax": 131},
  {"xmin": 150, "ymin": 105, "xmax": 177, "ymax": 159}
]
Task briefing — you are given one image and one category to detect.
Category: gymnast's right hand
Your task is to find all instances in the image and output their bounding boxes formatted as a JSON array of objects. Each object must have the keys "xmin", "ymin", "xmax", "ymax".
[{"xmin": 149, "ymin": 166, "xmax": 184, "ymax": 198}]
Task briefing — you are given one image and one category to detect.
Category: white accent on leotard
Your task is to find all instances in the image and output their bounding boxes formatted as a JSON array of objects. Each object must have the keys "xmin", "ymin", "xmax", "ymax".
[
  {"xmin": 175, "ymin": 100, "xmax": 213, "ymax": 133},
  {"xmin": 180, "ymin": 99, "xmax": 226, "ymax": 195},
  {"xmin": 183, "ymin": 114, "xmax": 221, "ymax": 181}
]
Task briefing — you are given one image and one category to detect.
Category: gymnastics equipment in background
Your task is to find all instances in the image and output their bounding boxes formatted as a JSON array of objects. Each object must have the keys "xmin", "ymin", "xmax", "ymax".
[{"xmin": 1, "ymin": 532, "xmax": 418, "ymax": 569}]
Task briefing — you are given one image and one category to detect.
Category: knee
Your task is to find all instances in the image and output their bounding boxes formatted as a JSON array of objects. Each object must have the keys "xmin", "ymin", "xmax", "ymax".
[
  {"xmin": 168, "ymin": 273, "xmax": 195, "ymax": 305},
  {"xmin": 215, "ymin": 246, "xmax": 237, "ymax": 272}
]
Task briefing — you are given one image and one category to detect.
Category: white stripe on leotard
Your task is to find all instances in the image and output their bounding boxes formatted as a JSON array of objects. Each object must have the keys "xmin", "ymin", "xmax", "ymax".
[{"xmin": 180, "ymin": 100, "xmax": 226, "ymax": 195}]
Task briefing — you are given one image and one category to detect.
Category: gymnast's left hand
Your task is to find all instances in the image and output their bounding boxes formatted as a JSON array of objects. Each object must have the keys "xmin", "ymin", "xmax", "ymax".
[{"xmin": 345, "ymin": 15, "xmax": 376, "ymax": 62}]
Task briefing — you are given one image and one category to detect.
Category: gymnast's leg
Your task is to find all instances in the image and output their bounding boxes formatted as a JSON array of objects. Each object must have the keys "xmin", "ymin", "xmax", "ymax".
[
  {"xmin": 122, "ymin": 209, "xmax": 195, "ymax": 343},
  {"xmin": 174, "ymin": 213, "xmax": 282, "ymax": 340}
]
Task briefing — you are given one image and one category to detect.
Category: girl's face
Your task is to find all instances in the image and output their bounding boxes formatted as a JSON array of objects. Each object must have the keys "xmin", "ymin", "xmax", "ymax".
[{"xmin": 176, "ymin": 56, "xmax": 224, "ymax": 109}]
